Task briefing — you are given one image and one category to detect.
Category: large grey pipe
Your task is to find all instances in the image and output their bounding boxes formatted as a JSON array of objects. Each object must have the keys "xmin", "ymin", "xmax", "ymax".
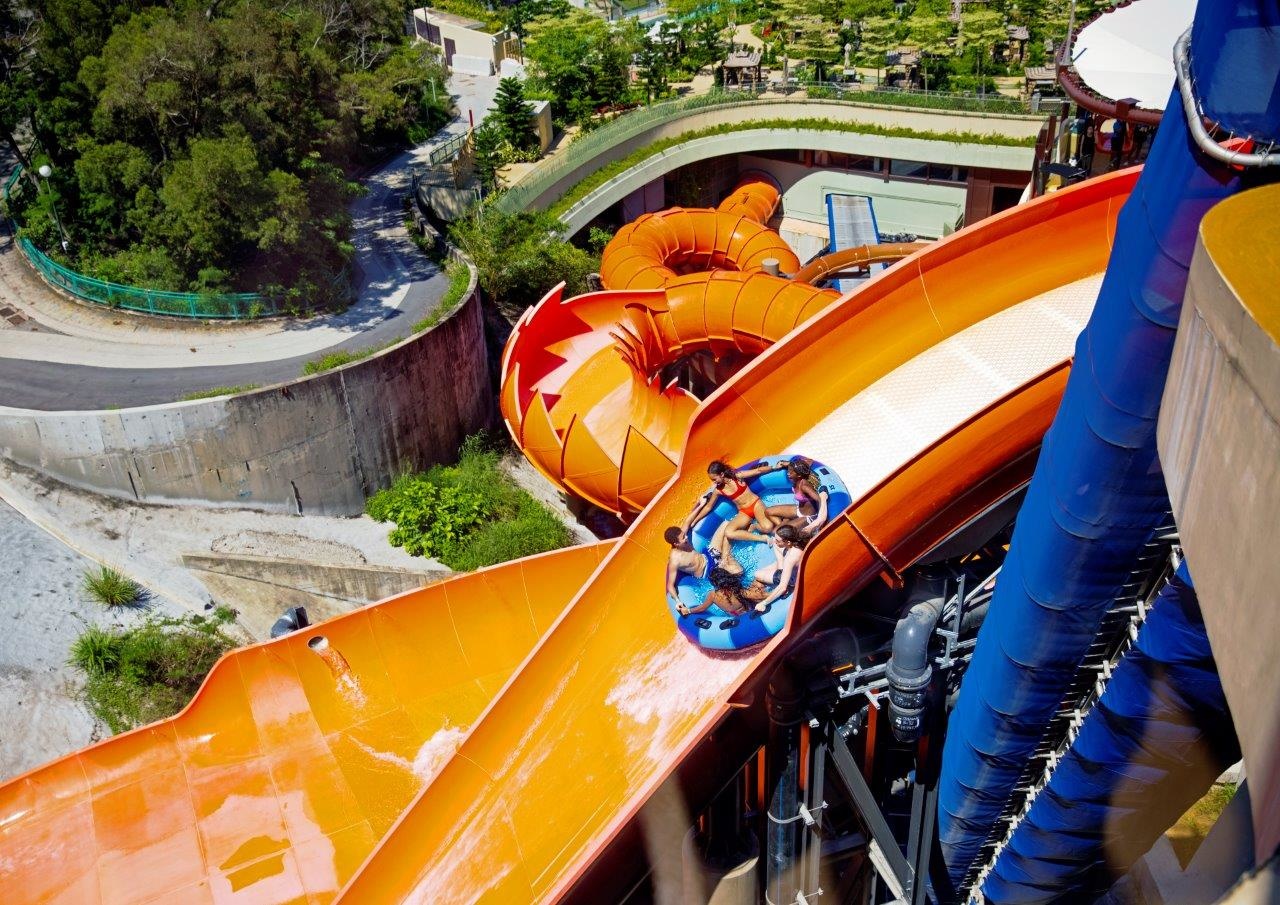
[
  {"xmin": 763, "ymin": 627, "xmax": 861, "ymax": 905},
  {"xmin": 886, "ymin": 568, "xmax": 950, "ymax": 743}
]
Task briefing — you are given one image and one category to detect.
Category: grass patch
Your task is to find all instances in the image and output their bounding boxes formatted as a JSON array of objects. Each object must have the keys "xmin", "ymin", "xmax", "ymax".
[
  {"xmin": 179, "ymin": 384, "xmax": 260, "ymax": 401},
  {"xmin": 413, "ymin": 259, "xmax": 472, "ymax": 332},
  {"xmin": 301, "ymin": 341, "xmax": 393, "ymax": 376},
  {"xmin": 366, "ymin": 433, "xmax": 573, "ymax": 570},
  {"xmin": 69, "ymin": 608, "xmax": 239, "ymax": 734},
  {"xmin": 546, "ymin": 117, "xmax": 1036, "ymax": 218},
  {"xmin": 82, "ymin": 566, "xmax": 143, "ymax": 608},
  {"xmin": 1167, "ymin": 782, "xmax": 1237, "ymax": 866}
]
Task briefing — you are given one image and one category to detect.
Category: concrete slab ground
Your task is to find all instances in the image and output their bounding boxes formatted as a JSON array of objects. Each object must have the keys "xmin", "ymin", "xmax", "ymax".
[
  {"xmin": 0, "ymin": 461, "xmax": 448, "ymax": 636},
  {"xmin": 0, "ymin": 498, "xmax": 189, "ymax": 780}
]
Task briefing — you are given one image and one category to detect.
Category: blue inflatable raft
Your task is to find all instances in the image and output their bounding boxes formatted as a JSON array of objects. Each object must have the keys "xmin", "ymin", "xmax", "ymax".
[{"xmin": 667, "ymin": 455, "xmax": 851, "ymax": 650}]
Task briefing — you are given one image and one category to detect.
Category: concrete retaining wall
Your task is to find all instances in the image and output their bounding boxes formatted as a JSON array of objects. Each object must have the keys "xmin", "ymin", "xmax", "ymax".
[
  {"xmin": 183, "ymin": 552, "xmax": 448, "ymax": 638},
  {"xmin": 0, "ymin": 273, "xmax": 494, "ymax": 517}
]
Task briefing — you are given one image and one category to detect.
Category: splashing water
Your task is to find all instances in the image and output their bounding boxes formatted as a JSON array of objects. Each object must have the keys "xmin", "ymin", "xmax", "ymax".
[
  {"xmin": 351, "ymin": 723, "xmax": 469, "ymax": 788},
  {"xmin": 605, "ymin": 634, "xmax": 754, "ymax": 767}
]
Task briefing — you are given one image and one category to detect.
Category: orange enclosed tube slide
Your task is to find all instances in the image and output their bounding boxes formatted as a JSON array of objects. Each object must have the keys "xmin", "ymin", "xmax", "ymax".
[{"xmin": 502, "ymin": 175, "xmax": 910, "ymax": 517}]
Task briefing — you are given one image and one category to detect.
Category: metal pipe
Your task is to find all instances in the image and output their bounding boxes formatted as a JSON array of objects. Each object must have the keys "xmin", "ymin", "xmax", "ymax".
[
  {"xmin": 886, "ymin": 568, "xmax": 949, "ymax": 743},
  {"xmin": 270, "ymin": 605, "xmax": 310, "ymax": 639},
  {"xmin": 1174, "ymin": 28, "xmax": 1280, "ymax": 168},
  {"xmin": 792, "ymin": 242, "xmax": 929, "ymax": 285},
  {"xmin": 763, "ymin": 629, "xmax": 862, "ymax": 903}
]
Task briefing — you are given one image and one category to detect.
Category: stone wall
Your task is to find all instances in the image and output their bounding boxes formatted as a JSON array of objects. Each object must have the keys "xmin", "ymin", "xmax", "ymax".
[{"xmin": 0, "ymin": 274, "xmax": 494, "ymax": 516}]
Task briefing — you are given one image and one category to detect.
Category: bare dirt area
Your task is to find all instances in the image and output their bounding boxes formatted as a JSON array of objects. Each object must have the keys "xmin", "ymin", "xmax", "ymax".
[{"xmin": 0, "ymin": 498, "xmax": 186, "ymax": 780}]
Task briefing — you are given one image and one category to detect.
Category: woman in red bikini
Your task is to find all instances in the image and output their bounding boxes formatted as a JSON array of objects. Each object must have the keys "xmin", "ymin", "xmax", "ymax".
[{"xmin": 677, "ymin": 459, "xmax": 786, "ymax": 543}]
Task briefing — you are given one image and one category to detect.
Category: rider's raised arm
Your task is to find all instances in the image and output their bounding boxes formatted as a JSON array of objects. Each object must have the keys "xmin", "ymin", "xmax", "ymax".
[
  {"xmin": 679, "ymin": 491, "xmax": 716, "ymax": 540},
  {"xmin": 737, "ymin": 461, "xmax": 787, "ymax": 480}
]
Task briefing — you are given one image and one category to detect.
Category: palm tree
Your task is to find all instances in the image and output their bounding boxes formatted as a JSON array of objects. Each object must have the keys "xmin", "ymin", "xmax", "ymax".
[
  {"xmin": 960, "ymin": 9, "xmax": 1007, "ymax": 94},
  {"xmin": 907, "ymin": 10, "xmax": 953, "ymax": 93}
]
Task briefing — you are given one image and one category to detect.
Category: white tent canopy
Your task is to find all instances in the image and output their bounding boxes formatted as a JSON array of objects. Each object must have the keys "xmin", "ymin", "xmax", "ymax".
[{"xmin": 1071, "ymin": 0, "xmax": 1196, "ymax": 110}]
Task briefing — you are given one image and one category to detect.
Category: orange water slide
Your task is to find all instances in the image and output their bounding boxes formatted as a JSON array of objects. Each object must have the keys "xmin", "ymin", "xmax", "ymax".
[
  {"xmin": 0, "ymin": 172, "xmax": 1135, "ymax": 905},
  {"xmin": 0, "ymin": 543, "xmax": 614, "ymax": 904},
  {"xmin": 340, "ymin": 171, "xmax": 1137, "ymax": 904},
  {"xmin": 500, "ymin": 177, "xmax": 913, "ymax": 518}
]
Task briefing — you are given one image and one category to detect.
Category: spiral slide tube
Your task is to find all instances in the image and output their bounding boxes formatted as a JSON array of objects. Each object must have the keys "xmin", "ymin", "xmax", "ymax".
[
  {"xmin": 982, "ymin": 563, "xmax": 1241, "ymax": 904},
  {"xmin": 935, "ymin": 0, "xmax": 1260, "ymax": 889},
  {"xmin": 500, "ymin": 176, "xmax": 916, "ymax": 517}
]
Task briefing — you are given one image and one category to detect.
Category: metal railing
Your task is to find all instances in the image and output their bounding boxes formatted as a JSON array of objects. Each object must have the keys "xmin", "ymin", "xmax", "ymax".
[
  {"xmin": 494, "ymin": 86, "xmax": 1035, "ymax": 215},
  {"xmin": 3, "ymin": 165, "xmax": 273, "ymax": 319}
]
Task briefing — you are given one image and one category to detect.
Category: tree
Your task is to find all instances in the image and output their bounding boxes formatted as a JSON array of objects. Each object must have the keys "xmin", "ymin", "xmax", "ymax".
[
  {"xmin": 524, "ymin": 9, "xmax": 634, "ymax": 126},
  {"xmin": 858, "ymin": 15, "xmax": 900, "ymax": 85},
  {"xmin": 471, "ymin": 120, "xmax": 505, "ymax": 193},
  {"xmin": 960, "ymin": 9, "xmax": 1006, "ymax": 90},
  {"xmin": 492, "ymin": 77, "xmax": 538, "ymax": 153},
  {"xmin": 907, "ymin": 10, "xmax": 952, "ymax": 92},
  {"xmin": 524, "ymin": 10, "xmax": 608, "ymax": 123},
  {"xmin": 450, "ymin": 207, "xmax": 596, "ymax": 320},
  {"xmin": 634, "ymin": 35, "xmax": 669, "ymax": 103}
]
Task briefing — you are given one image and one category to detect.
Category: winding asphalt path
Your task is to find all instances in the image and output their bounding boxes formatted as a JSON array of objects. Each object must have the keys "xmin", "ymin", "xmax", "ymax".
[{"xmin": 0, "ymin": 74, "xmax": 498, "ymax": 411}]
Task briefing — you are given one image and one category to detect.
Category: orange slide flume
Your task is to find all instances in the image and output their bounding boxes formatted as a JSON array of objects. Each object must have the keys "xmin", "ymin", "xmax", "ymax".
[
  {"xmin": 342, "ymin": 171, "xmax": 1136, "ymax": 903},
  {"xmin": 500, "ymin": 176, "xmax": 914, "ymax": 517},
  {"xmin": 0, "ymin": 170, "xmax": 1136, "ymax": 905}
]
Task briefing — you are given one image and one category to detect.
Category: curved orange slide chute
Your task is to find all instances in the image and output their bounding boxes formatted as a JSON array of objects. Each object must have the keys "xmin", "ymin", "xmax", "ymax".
[{"xmin": 499, "ymin": 176, "xmax": 915, "ymax": 517}]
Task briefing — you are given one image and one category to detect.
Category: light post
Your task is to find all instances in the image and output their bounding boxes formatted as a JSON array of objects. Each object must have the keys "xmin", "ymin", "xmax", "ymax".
[{"xmin": 36, "ymin": 164, "xmax": 70, "ymax": 253}]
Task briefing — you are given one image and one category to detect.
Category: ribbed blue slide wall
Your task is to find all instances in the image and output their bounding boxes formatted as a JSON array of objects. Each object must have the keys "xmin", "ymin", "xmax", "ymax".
[
  {"xmin": 981, "ymin": 563, "xmax": 1240, "ymax": 903},
  {"xmin": 934, "ymin": 0, "xmax": 1258, "ymax": 892}
]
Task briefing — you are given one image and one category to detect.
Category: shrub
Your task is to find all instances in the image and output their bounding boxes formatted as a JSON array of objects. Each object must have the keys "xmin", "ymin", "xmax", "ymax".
[
  {"xmin": 69, "ymin": 610, "xmax": 239, "ymax": 734},
  {"xmin": 366, "ymin": 433, "xmax": 573, "ymax": 569},
  {"xmin": 450, "ymin": 207, "xmax": 598, "ymax": 320},
  {"xmin": 301, "ymin": 341, "xmax": 392, "ymax": 376},
  {"xmin": 82, "ymin": 566, "xmax": 143, "ymax": 608},
  {"xmin": 179, "ymin": 384, "xmax": 260, "ymax": 401},
  {"xmin": 413, "ymin": 260, "xmax": 472, "ymax": 332}
]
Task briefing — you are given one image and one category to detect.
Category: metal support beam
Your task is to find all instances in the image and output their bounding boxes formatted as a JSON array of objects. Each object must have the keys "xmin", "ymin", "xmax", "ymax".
[{"xmin": 829, "ymin": 731, "xmax": 914, "ymax": 896}]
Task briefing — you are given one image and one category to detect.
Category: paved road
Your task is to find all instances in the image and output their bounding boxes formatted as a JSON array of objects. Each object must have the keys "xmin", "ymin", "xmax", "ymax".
[
  {"xmin": 0, "ymin": 73, "xmax": 498, "ymax": 411},
  {"xmin": 0, "ymin": 272, "xmax": 446, "ymax": 409}
]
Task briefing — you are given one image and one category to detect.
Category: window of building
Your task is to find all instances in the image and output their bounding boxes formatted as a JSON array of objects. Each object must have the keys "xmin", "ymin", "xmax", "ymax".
[{"xmin": 889, "ymin": 159, "xmax": 930, "ymax": 180}]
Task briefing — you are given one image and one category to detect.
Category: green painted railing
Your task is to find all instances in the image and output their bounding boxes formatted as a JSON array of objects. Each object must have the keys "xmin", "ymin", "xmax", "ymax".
[{"xmin": 3, "ymin": 166, "xmax": 270, "ymax": 319}]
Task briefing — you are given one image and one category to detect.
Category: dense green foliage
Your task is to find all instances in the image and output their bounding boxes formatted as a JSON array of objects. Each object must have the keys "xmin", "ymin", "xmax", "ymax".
[
  {"xmin": 82, "ymin": 566, "xmax": 143, "ymax": 608},
  {"xmin": 523, "ymin": 7, "xmax": 643, "ymax": 126},
  {"xmin": 366, "ymin": 434, "xmax": 573, "ymax": 569},
  {"xmin": 450, "ymin": 207, "xmax": 596, "ymax": 320},
  {"xmin": 69, "ymin": 609, "xmax": 239, "ymax": 734},
  {"xmin": 0, "ymin": 0, "xmax": 449, "ymax": 307}
]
